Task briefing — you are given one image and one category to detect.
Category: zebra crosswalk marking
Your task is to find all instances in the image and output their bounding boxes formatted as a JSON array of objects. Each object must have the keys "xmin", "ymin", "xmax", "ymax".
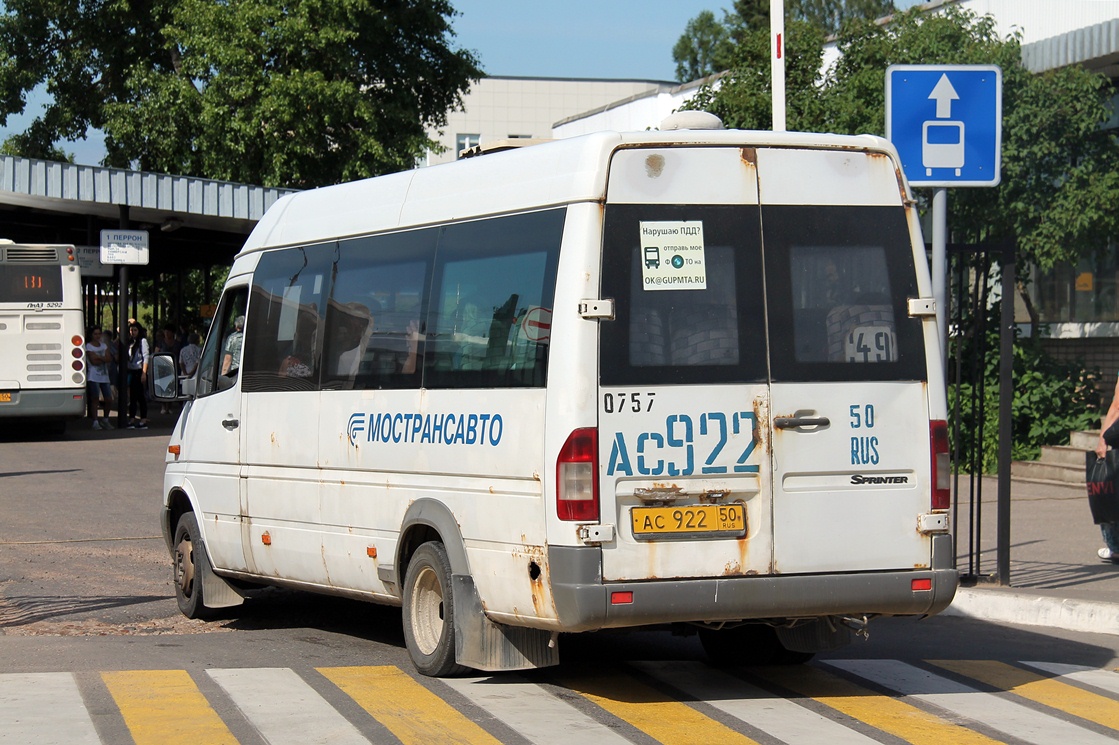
[
  {"xmin": 4, "ymin": 660, "xmax": 1119, "ymax": 745},
  {"xmin": 552, "ymin": 668, "xmax": 762, "ymax": 745},
  {"xmin": 930, "ymin": 660, "xmax": 1119, "ymax": 732},
  {"xmin": 441, "ymin": 674, "xmax": 634, "ymax": 745},
  {"xmin": 0, "ymin": 672, "xmax": 99, "ymax": 745},
  {"xmin": 1020, "ymin": 662, "xmax": 1119, "ymax": 697},
  {"xmin": 318, "ymin": 665, "xmax": 501, "ymax": 745},
  {"xmin": 632, "ymin": 661, "xmax": 880, "ymax": 744},
  {"xmin": 751, "ymin": 664, "xmax": 1004, "ymax": 745},
  {"xmin": 207, "ymin": 667, "xmax": 369, "ymax": 745},
  {"xmin": 100, "ymin": 669, "xmax": 237, "ymax": 745},
  {"xmin": 828, "ymin": 659, "xmax": 1118, "ymax": 745}
]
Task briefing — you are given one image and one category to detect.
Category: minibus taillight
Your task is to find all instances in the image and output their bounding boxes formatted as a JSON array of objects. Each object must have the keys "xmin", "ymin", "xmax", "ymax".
[
  {"xmin": 557, "ymin": 428, "xmax": 599, "ymax": 522},
  {"xmin": 930, "ymin": 420, "xmax": 950, "ymax": 510}
]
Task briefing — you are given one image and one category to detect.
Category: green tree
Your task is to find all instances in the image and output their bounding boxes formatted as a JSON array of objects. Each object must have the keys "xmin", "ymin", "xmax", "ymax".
[
  {"xmin": 673, "ymin": 0, "xmax": 897, "ymax": 79},
  {"xmin": 0, "ymin": 0, "xmax": 482, "ymax": 188},
  {"xmin": 673, "ymin": 10, "xmax": 733, "ymax": 81},
  {"xmin": 688, "ymin": 6, "xmax": 1119, "ymax": 325},
  {"xmin": 795, "ymin": 0, "xmax": 897, "ymax": 36}
]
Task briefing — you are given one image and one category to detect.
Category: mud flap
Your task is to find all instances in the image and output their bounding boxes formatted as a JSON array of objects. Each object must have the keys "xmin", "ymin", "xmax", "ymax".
[
  {"xmin": 452, "ymin": 574, "xmax": 560, "ymax": 671},
  {"xmin": 197, "ymin": 538, "xmax": 245, "ymax": 609}
]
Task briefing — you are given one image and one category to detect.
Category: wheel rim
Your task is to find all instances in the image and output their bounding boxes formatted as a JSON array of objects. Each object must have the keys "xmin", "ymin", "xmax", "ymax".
[
  {"xmin": 409, "ymin": 565, "xmax": 445, "ymax": 656},
  {"xmin": 175, "ymin": 534, "xmax": 195, "ymax": 598}
]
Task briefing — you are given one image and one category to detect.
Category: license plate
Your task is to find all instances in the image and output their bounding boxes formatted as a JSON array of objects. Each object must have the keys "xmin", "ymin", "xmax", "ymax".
[
  {"xmin": 0, "ymin": 392, "xmax": 10, "ymax": 403},
  {"xmin": 631, "ymin": 504, "xmax": 746, "ymax": 538}
]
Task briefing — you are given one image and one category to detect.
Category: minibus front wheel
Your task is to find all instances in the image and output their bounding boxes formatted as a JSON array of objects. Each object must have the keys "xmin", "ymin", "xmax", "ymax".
[
  {"xmin": 402, "ymin": 541, "xmax": 467, "ymax": 676},
  {"xmin": 172, "ymin": 512, "xmax": 217, "ymax": 620}
]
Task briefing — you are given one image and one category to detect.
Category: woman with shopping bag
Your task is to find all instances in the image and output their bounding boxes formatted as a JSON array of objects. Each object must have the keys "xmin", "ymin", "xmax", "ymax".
[{"xmin": 1091, "ymin": 374, "xmax": 1119, "ymax": 562}]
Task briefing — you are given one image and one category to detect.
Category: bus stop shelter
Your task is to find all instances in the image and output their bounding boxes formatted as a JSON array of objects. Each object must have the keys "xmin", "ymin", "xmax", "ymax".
[{"xmin": 0, "ymin": 154, "xmax": 296, "ymax": 332}]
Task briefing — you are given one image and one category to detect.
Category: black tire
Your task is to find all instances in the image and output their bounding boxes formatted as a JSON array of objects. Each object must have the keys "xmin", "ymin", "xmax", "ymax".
[
  {"xmin": 698, "ymin": 624, "xmax": 782, "ymax": 666},
  {"xmin": 172, "ymin": 512, "xmax": 217, "ymax": 620},
  {"xmin": 401, "ymin": 542, "xmax": 467, "ymax": 677}
]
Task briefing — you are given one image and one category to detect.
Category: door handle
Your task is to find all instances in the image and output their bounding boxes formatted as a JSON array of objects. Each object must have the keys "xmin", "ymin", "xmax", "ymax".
[
  {"xmin": 774, "ymin": 416, "xmax": 830, "ymax": 429},
  {"xmin": 222, "ymin": 418, "xmax": 239, "ymax": 430}
]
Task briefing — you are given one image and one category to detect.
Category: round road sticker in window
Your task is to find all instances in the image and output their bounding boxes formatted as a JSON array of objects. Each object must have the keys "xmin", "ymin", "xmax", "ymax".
[{"xmin": 639, "ymin": 221, "xmax": 706, "ymax": 291}]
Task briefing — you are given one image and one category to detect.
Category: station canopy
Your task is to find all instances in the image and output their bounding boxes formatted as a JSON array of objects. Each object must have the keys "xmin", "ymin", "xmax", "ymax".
[{"xmin": 0, "ymin": 154, "xmax": 297, "ymax": 277}]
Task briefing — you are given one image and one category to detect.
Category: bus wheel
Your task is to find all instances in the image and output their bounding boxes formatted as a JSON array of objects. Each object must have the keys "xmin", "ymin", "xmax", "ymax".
[
  {"xmin": 172, "ymin": 512, "xmax": 215, "ymax": 620},
  {"xmin": 402, "ymin": 542, "xmax": 467, "ymax": 677},
  {"xmin": 698, "ymin": 624, "xmax": 783, "ymax": 666}
]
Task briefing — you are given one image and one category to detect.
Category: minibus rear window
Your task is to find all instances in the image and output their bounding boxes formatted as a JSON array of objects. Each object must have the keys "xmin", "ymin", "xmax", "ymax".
[
  {"xmin": 600, "ymin": 205, "xmax": 767, "ymax": 386},
  {"xmin": 764, "ymin": 205, "xmax": 927, "ymax": 382}
]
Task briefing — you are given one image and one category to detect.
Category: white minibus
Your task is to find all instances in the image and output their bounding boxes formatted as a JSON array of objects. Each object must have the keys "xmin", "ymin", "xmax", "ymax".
[
  {"xmin": 152, "ymin": 113, "xmax": 955, "ymax": 676},
  {"xmin": 0, "ymin": 242, "xmax": 86, "ymax": 430}
]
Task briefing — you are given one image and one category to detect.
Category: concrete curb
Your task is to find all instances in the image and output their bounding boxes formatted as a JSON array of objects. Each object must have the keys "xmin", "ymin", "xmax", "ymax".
[{"xmin": 943, "ymin": 587, "xmax": 1119, "ymax": 637}]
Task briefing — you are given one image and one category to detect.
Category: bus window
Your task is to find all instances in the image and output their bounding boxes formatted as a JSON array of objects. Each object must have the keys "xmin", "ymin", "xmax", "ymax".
[
  {"xmin": 196, "ymin": 288, "xmax": 249, "ymax": 397},
  {"xmin": 241, "ymin": 245, "xmax": 332, "ymax": 392},
  {"xmin": 424, "ymin": 209, "xmax": 563, "ymax": 389},
  {"xmin": 323, "ymin": 229, "xmax": 435, "ymax": 391},
  {"xmin": 762, "ymin": 205, "xmax": 926, "ymax": 382}
]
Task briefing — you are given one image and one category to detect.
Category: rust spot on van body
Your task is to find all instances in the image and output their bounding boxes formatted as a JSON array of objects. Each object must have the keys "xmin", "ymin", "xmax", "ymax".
[
  {"xmin": 645, "ymin": 153, "xmax": 666, "ymax": 178},
  {"xmin": 524, "ymin": 545, "xmax": 552, "ymax": 617},
  {"xmin": 753, "ymin": 398, "xmax": 767, "ymax": 452},
  {"xmin": 740, "ymin": 147, "xmax": 757, "ymax": 165}
]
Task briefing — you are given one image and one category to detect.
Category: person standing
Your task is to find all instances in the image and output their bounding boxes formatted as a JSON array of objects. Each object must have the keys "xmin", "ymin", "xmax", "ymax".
[
  {"xmin": 1093, "ymin": 374, "xmax": 1119, "ymax": 563},
  {"xmin": 221, "ymin": 315, "xmax": 245, "ymax": 376},
  {"xmin": 84, "ymin": 327, "xmax": 114, "ymax": 430},
  {"xmin": 125, "ymin": 323, "xmax": 150, "ymax": 429},
  {"xmin": 179, "ymin": 331, "xmax": 202, "ymax": 378}
]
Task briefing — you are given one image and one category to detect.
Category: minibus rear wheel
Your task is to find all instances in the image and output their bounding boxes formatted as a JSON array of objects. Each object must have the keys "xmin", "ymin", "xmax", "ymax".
[
  {"xmin": 402, "ymin": 541, "xmax": 467, "ymax": 677},
  {"xmin": 172, "ymin": 512, "xmax": 217, "ymax": 620}
]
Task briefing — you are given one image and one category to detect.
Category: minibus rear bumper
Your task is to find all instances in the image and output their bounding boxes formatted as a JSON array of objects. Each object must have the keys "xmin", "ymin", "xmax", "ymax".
[{"xmin": 548, "ymin": 534, "xmax": 958, "ymax": 632}]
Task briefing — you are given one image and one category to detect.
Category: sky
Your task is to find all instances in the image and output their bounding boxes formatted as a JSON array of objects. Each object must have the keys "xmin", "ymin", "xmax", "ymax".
[{"xmin": 1, "ymin": 0, "xmax": 925, "ymax": 167}]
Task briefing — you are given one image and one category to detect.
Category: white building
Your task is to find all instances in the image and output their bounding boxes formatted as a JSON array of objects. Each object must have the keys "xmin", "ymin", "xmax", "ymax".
[{"xmin": 424, "ymin": 77, "xmax": 676, "ymax": 165}]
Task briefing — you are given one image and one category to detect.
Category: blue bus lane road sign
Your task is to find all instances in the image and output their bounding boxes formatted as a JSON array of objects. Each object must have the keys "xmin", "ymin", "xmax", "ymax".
[{"xmin": 886, "ymin": 64, "xmax": 1002, "ymax": 188}]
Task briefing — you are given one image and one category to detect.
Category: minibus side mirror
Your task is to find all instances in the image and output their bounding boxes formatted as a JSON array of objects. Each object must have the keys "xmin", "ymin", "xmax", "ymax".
[{"xmin": 149, "ymin": 353, "xmax": 189, "ymax": 401}]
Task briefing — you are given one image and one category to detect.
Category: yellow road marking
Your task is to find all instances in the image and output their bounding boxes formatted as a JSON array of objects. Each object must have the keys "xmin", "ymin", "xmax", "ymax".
[
  {"xmin": 319, "ymin": 665, "xmax": 500, "ymax": 745},
  {"xmin": 101, "ymin": 670, "xmax": 236, "ymax": 745},
  {"xmin": 753, "ymin": 665, "xmax": 1004, "ymax": 745},
  {"xmin": 931, "ymin": 660, "xmax": 1119, "ymax": 732},
  {"xmin": 554, "ymin": 668, "xmax": 761, "ymax": 745}
]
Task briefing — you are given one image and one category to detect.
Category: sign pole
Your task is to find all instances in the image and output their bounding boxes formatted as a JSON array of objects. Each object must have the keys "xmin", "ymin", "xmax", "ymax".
[
  {"xmin": 102, "ymin": 218, "xmax": 149, "ymax": 428},
  {"xmin": 771, "ymin": 0, "xmax": 785, "ymax": 132},
  {"xmin": 116, "ymin": 206, "xmax": 130, "ymax": 429},
  {"xmin": 887, "ymin": 64, "xmax": 1004, "ymax": 581}
]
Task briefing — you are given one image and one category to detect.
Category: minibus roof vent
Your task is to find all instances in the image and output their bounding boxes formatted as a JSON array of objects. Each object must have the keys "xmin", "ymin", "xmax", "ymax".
[{"xmin": 659, "ymin": 111, "xmax": 724, "ymax": 131}]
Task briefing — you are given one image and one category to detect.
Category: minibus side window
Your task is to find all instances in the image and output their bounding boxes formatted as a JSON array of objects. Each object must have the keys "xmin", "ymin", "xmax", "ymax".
[
  {"xmin": 322, "ymin": 229, "xmax": 435, "ymax": 391},
  {"xmin": 196, "ymin": 287, "xmax": 248, "ymax": 397},
  {"xmin": 241, "ymin": 244, "xmax": 333, "ymax": 392},
  {"xmin": 424, "ymin": 209, "xmax": 563, "ymax": 389}
]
